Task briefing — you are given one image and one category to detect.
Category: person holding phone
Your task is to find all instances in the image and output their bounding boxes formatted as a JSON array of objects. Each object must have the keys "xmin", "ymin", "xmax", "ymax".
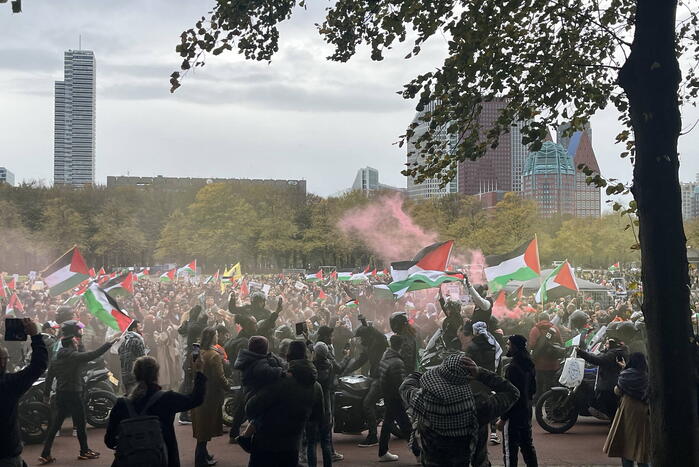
[{"xmin": 0, "ymin": 318, "xmax": 48, "ymax": 467}]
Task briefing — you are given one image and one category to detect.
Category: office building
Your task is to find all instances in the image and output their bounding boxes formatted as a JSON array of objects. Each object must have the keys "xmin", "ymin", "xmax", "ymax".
[
  {"xmin": 565, "ymin": 129, "xmax": 601, "ymax": 217},
  {"xmin": 557, "ymin": 121, "xmax": 592, "ymax": 152},
  {"xmin": 351, "ymin": 167, "xmax": 404, "ymax": 195},
  {"xmin": 406, "ymin": 102, "xmax": 458, "ymax": 200},
  {"xmin": 0, "ymin": 167, "xmax": 15, "ymax": 186},
  {"xmin": 681, "ymin": 181, "xmax": 697, "ymax": 220},
  {"xmin": 522, "ymin": 141, "xmax": 576, "ymax": 217},
  {"xmin": 456, "ymin": 99, "xmax": 530, "ymax": 196},
  {"xmin": 54, "ymin": 49, "xmax": 96, "ymax": 187}
]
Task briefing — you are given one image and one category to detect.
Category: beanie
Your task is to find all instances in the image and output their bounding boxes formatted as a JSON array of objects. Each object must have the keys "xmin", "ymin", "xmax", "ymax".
[{"xmin": 248, "ymin": 336, "xmax": 269, "ymax": 355}]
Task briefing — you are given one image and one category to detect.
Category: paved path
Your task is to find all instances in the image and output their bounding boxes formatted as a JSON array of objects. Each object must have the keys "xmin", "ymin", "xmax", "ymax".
[{"xmin": 23, "ymin": 417, "xmax": 617, "ymax": 466}]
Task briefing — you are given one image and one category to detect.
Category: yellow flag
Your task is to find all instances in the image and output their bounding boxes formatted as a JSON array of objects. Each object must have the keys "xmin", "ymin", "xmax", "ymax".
[{"xmin": 231, "ymin": 262, "xmax": 242, "ymax": 280}]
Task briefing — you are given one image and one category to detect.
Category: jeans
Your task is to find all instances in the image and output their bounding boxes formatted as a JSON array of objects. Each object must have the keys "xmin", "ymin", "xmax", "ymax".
[
  {"xmin": 306, "ymin": 422, "xmax": 332, "ymax": 467},
  {"xmin": 41, "ymin": 391, "xmax": 89, "ymax": 457},
  {"xmin": 363, "ymin": 379, "xmax": 382, "ymax": 438},
  {"xmin": 502, "ymin": 420, "xmax": 538, "ymax": 467},
  {"xmin": 378, "ymin": 396, "xmax": 411, "ymax": 456},
  {"xmin": 621, "ymin": 459, "xmax": 650, "ymax": 467}
]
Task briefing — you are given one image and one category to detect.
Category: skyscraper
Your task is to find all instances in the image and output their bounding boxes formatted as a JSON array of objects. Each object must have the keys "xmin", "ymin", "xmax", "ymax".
[
  {"xmin": 565, "ymin": 129, "xmax": 601, "ymax": 217},
  {"xmin": 406, "ymin": 102, "xmax": 458, "ymax": 200},
  {"xmin": 456, "ymin": 99, "xmax": 530, "ymax": 195},
  {"xmin": 557, "ymin": 121, "xmax": 592, "ymax": 152},
  {"xmin": 522, "ymin": 141, "xmax": 576, "ymax": 217},
  {"xmin": 54, "ymin": 49, "xmax": 96, "ymax": 187}
]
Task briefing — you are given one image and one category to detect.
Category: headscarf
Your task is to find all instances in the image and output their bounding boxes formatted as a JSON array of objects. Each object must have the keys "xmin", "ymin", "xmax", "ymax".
[
  {"xmin": 472, "ymin": 321, "xmax": 503, "ymax": 367},
  {"xmin": 618, "ymin": 367, "xmax": 648, "ymax": 402}
]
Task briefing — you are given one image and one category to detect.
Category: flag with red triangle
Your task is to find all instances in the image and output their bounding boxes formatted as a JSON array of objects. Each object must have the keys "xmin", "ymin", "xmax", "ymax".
[
  {"xmin": 178, "ymin": 260, "xmax": 197, "ymax": 276},
  {"xmin": 42, "ymin": 247, "xmax": 91, "ymax": 296},
  {"xmin": 103, "ymin": 272, "xmax": 135, "ymax": 296},
  {"xmin": 160, "ymin": 268, "xmax": 177, "ymax": 283},
  {"xmin": 535, "ymin": 260, "xmax": 579, "ymax": 303},
  {"xmin": 240, "ymin": 279, "xmax": 250, "ymax": 298},
  {"xmin": 5, "ymin": 293, "xmax": 24, "ymax": 315},
  {"xmin": 98, "ymin": 267, "xmax": 106, "ymax": 276},
  {"xmin": 305, "ymin": 270, "xmax": 323, "ymax": 282},
  {"xmin": 317, "ymin": 289, "xmax": 327, "ymax": 302},
  {"xmin": 330, "ymin": 271, "xmax": 338, "ymax": 280},
  {"xmin": 363, "ymin": 265, "xmax": 371, "ymax": 274},
  {"xmin": 370, "ymin": 268, "xmax": 377, "ymax": 276},
  {"xmin": 88, "ymin": 268, "xmax": 96, "ymax": 278},
  {"xmin": 6, "ymin": 277, "xmax": 15, "ymax": 290}
]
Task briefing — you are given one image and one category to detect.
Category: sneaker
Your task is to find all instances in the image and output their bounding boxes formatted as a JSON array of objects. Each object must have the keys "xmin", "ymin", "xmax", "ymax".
[
  {"xmin": 379, "ymin": 452, "xmax": 399, "ymax": 462},
  {"xmin": 358, "ymin": 436, "xmax": 379, "ymax": 447},
  {"xmin": 72, "ymin": 429, "xmax": 77, "ymax": 438},
  {"xmin": 331, "ymin": 451, "xmax": 344, "ymax": 462},
  {"xmin": 178, "ymin": 414, "xmax": 192, "ymax": 425},
  {"xmin": 78, "ymin": 450, "xmax": 100, "ymax": 460},
  {"xmin": 489, "ymin": 433, "xmax": 501, "ymax": 445}
]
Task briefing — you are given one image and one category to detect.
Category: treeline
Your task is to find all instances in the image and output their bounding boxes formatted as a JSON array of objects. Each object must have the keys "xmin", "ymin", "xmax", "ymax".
[{"xmin": 0, "ymin": 181, "xmax": 653, "ymax": 273}]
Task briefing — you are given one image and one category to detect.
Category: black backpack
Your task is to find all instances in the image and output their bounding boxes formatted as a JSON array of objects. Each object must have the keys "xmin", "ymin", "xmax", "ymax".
[
  {"xmin": 532, "ymin": 328, "xmax": 564, "ymax": 360},
  {"xmin": 115, "ymin": 391, "xmax": 168, "ymax": 467}
]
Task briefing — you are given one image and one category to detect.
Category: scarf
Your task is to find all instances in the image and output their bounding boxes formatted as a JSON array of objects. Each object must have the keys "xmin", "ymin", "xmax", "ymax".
[
  {"xmin": 472, "ymin": 321, "xmax": 503, "ymax": 367},
  {"xmin": 411, "ymin": 354, "xmax": 478, "ymax": 437},
  {"xmin": 618, "ymin": 368, "xmax": 648, "ymax": 402}
]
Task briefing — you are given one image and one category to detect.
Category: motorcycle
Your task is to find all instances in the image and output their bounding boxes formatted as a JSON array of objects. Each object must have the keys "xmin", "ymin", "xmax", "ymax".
[
  {"xmin": 222, "ymin": 384, "xmax": 242, "ymax": 427},
  {"xmin": 18, "ymin": 378, "xmax": 51, "ymax": 444},
  {"xmin": 535, "ymin": 366, "xmax": 609, "ymax": 433},
  {"xmin": 333, "ymin": 374, "xmax": 407, "ymax": 439},
  {"xmin": 419, "ymin": 328, "xmax": 461, "ymax": 372},
  {"xmin": 84, "ymin": 369, "xmax": 119, "ymax": 428}
]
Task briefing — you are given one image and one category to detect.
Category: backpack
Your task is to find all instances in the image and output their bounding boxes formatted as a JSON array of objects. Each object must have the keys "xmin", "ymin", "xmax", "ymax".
[
  {"xmin": 531, "ymin": 328, "xmax": 564, "ymax": 360},
  {"xmin": 115, "ymin": 391, "xmax": 168, "ymax": 467}
]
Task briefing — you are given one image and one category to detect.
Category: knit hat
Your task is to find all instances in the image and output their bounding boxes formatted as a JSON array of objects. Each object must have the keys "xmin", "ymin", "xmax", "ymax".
[
  {"xmin": 248, "ymin": 336, "xmax": 269, "ymax": 355},
  {"xmin": 317, "ymin": 325, "xmax": 333, "ymax": 342},
  {"xmin": 508, "ymin": 334, "xmax": 527, "ymax": 352},
  {"xmin": 313, "ymin": 341, "xmax": 329, "ymax": 359},
  {"xmin": 287, "ymin": 340, "xmax": 307, "ymax": 361}
]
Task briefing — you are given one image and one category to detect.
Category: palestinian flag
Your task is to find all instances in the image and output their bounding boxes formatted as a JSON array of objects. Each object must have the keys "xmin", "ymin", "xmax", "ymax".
[
  {"xmin": 350, "ymin": 272, "xmax": 369, "ymax": 284},
  {"xmin": 5, "ymin": 293, "xmax": 24, "ymax": 315},
  {"xmin": 42, "ymin": 247, "xmax": 91, "ymax": 296},
  {"xmin": 330, "ymin": 271, "xmax": 338, "ymax": 280},
  {"xmin": 88, "ymin": 268, "xmax": 96, "ymax": 278},
  {"xmin": 609, "ymin": 262, "xmax": 620, "ymax": 272},
  {"xmin": 178, "ymin": 260, "xmax": 197, "ymax": 276},
  {"xmin": 135, "ymin": 267, "xmax": 150, "ymax": 280},
  {"xmin": 103, "ymin": 272, "xmax": 135, "ymax": 296},
  {"xmin": 98, "ymin": 272, "xmax": 116, "ymax": 286},
  {"xmin": 337, "ymin": 272, "xmax": 353, "ymax": 281},
  {"xmin": 376, "ymin": 269, "xmax": 389, "ymax": 277},
  {"xmin": 369, "ymin": 268, "xmax": 377, "ymax": 277},
  {"xmin": 6, "ymin": 277, "xmax": 15, "ymax": 290},
  {"xmin": 305, "ymin": 270, "xmax": 323, "ymax": 282},
  {"xmin": 83, "ymin": 283, "xmax": 133, "ymax": 332},
  {"xmin": 507, "ymin": 285, "xmax": 524, "ymax": 309},
  {"xmin": 484, "ymin": 238, "xmax": 540, "ymax": 291},
  {"xmin": 317, "ymin": 289, "xmax": 327, "ymax": 302},
  {"xmin": 388, "ymin": 271, "xmax": 464, "ymax": 295},
  {"xmin": 240, "ymin": 279, "xmax": 249, "ymax": 298},
  {"xmin": 98, "ymin": 267, "xmax": 106, "ymax": 276},
  {"xmin": 565, "ymin": 331, "xmax": 595, "ymax": 348},
  {"xmin": 390, "ymin": 240, "xmax": 454, "ymax": 282},
  {"xmin": 363, "ymin": 265, "xmax": 371, "ymax": 274},
  {"xmin": 344, "ymin": 299, "xmax": 359, "ymax": 308},
  {"xmin": 160, "ymin": 269, "xmax": 176, "ymax": 283},
  {"xmin": 204, "ymin": 270, "xmax": 220, "ymax": 284},
  {"xmin": 535, "ymin": 261, "xmax": 579, "ymax": 303}
]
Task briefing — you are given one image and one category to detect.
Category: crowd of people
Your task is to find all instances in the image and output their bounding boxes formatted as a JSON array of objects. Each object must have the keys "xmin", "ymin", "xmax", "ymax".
[{"xmin": 0, "ymin": 266, "xmax": 684, "ymax": 467}]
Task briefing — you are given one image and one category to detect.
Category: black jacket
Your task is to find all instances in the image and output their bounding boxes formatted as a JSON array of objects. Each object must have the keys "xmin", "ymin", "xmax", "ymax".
[
  {"xmin": 0, "ymin": 335, "xmax": 48, "ymax": 459},
  {"xmin": 398, "ymin": 333, "xmax": 419, "ymax": 372},
  {"xmin": 473, "ymin": 368, "xmax": 520, "ymax": 425},
  {"xmin": 465, "ymin": 335, "xmax": 496, "ymax": 372},
  {"xmin": 105, "ymin": 372, "xmax": 207, "ymax": 467},
  {"xmin": 378, "ymin": 348, "xmax": 406, "ymax": 398},
  {"xmin": 344, "ymin": 326, "xmax": 388, "ymax": 378},
  {"xmin": 45, "ymin": 341, "xmax": 112, "ymax": 395},
  {"xmin": 233, "ymin": 349, "xmax": 285, "ymax": 394},
  {"xmin": 246, "ymin": 359, "xmax": 324, "ymax": 452},
  {"xmin": 502, "ymin": 352, "xmax": 536, "ymax": 425},
  {"xmin": 578, "ymin": 345, "xmax": 629, "ymax": 392}
]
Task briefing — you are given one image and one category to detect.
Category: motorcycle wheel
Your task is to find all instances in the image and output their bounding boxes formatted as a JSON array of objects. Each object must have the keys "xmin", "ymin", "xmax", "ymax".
[
  {"xmin": 19, "ymin": 401, "xmax": 51, "ymax": 444},
  {"xmin": 535, "ymin": 389, "xmax": 578, "ymax": 434},
  {"xmin": 223, "ymin": 394, "xmax": 237, "ymax": 427},
  {"xmin": 86, "ymin": 389, "xmax": 118, "ymax": 428}
]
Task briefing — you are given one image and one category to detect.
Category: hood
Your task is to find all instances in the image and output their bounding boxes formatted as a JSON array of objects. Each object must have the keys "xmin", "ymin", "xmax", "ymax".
[
  {"xmin": 288, "ymin": 359, "xmax": 318, "ymax": 386},
  {"xmin": 382, "ymin": 348, "xmax": 402, "ymax": 361},
  {"xmin": 233, "ymin": 349, "xmax": 268, "ymax": 370},
  {"xmin": 536, "ymin": 321, "xmax": 554, "ymax": 331}
]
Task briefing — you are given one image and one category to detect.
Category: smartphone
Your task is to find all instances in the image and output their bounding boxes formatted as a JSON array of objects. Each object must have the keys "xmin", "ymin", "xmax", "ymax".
[
  {"xmin": 192, "ymin": 343, "xmax": 201, "ymax": 362},
  {"xmin": 295, "ymin": 322, "xmax": 308, "ymax": 336},
  {"xmin": 4, "ymin": 318, "xmax": 27, "ymax": 342}
]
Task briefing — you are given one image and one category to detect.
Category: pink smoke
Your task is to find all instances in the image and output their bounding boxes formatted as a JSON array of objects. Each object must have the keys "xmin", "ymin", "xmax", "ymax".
[
  {"xmin": 449, "ymin": 249, "xmax": 487, "ymax": 284},
  {"xmin": 337, "ymin": 194, "xmax": 438, "ymax": 263}
]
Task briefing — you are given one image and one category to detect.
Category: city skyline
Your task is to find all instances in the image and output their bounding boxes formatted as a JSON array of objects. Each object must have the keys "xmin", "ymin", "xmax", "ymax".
[{"xmin": 2, "ymin": 1, "xmax": 698, "ymax": 199}]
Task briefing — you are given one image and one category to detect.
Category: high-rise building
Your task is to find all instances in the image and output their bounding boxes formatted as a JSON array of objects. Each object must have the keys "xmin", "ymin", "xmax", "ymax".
[
  {"xmin": 456, "ymin": 99, "xmax": 530, "ymax": 195},
  {"xmin": 406, "ymin": 102, "xmax": 458, "ymax": 200},
  {"xmin": 0, "ymin": 167, "xmax": 15, "ymax": 186},
  {"xmin": 350, "ymin": 167, "xmax": 403, "ymax": 195},
  {"xmin": 565, "ymin": 129, "xmax": 601, "ymax": 217},
  {"xmin": 557, "ymin": 121, "xmax": 592, "ymax": 152},
  {"xmin": 54, "ymin": 50, "xmax": 96, "ymax": 187},
  {"xmin": 522, "ymin": 141, "xmax": 576, "ymax": 217},
  {"xmin": 681, "ymin": 181, "xmax": 697, "ymax": 220}
]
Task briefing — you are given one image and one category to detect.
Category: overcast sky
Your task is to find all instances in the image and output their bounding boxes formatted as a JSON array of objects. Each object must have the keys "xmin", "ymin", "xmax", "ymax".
[{"xmin": 2, "ymin": 1, "xmax": 699, "ymax": 201}]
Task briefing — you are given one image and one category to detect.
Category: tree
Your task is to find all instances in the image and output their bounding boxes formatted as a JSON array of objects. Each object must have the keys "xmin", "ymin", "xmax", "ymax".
[
  {"xmin": 40, "ymin": 198, "xmax": 90, "ymax": 254},
  {"xmin": 172, "ymin": 1, "xmax": 699, "ymax": 461}
]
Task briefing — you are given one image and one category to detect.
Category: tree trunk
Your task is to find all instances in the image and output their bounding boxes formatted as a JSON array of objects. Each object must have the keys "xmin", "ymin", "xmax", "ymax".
[{"xmin": 618, "ymin": 0, "xmax": 699, "ymax": 464}]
